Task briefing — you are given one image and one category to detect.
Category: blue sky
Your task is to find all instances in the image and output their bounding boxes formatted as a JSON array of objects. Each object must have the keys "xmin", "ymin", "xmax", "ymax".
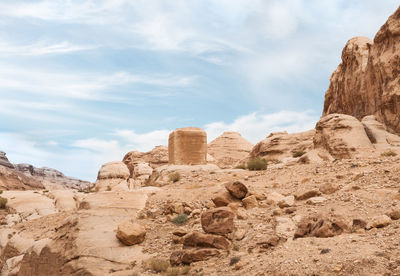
[{"xmin": 0, "ymin": 0, "xmax": 398, "ymax": 181}]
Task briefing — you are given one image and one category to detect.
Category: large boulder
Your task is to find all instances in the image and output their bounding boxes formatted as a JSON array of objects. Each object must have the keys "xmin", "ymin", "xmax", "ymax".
[
  {"xmin": 361, "ymin": 115, "xmax": 400, "ymax": 150},
  {"xmin": 183, "ymin": 231, "xmax": 230, "ymax": 250},
  {"xmin": 323, "ymin": 6, "xmax": 400, "ymax": 134},
  {"xmin": 95, "ymin": 161, "xmax": 131, "ymax": 191},
  {"xmin": 314, "ymin": 114, "xmax": 374, "ymax": 159},
  {"xmin": 249, "ymin": 130, "xmax": 314, "ymax": 161},
  {"xmin": 201, "ymin": 207, "xmax": 234, "ymax": 235},
  {"xmin": 116, "ymin": 221, "xmax": 146, "ymax": 246},
  {"xmin": 224, "ymin": 181, "xmax": 248, "ymax": 199},
  {"xmin": 207, "ymin": 131, "xmax": 253, "ymax": 168}
]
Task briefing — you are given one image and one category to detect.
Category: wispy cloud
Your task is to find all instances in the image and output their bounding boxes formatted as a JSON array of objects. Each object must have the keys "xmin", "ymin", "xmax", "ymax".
[{"xmin": 0, "ymin": 41, "xmax": 95, "ymax": 56}]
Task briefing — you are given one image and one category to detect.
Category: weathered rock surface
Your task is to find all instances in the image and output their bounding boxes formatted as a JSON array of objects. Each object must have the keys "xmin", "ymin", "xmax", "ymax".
[
  {"xmin": 224, "ymin": 181, "xmax": 248, "ymax": 199},
  {"xmin": 183, "ymin": 231, "xmax": 230, "ymax": 250},
  {"xmin": 201, "ymin": 207, "xmax": 234, "ymax": 235},
  {"xmin": 15, "ymin": 164, "xmax": 91, "ymax": 190},
  {"xmin": 123, "ymin": 145, "xmax": 169, "ymax": 173},
  {"xmin": 168, "ymin": 127, "xmax": 207, "ymax": 165},
  {"xmin": 294, "ymin": 215, "xmax": 350, "ymax": 238},
  {"xmin": 361, "ymin": 115, "xmax": 400, "ymax": 149},
  {"xmin": 314, "ymin": 114, "xmax": 374, "ymax": 159},
  {"xmin": 116, "ymin": 221, "xmax": 146, "ymax": 245},
  {"xmin": 250, "ymin": 130, "xmax": 314, "ymax": 161},
  {"xmin": 0, "ymin": 152, "xmax": 14, "ymax": 169},
  {"xmin": 0, "ymin": 166, "xmax": 44, "ymax": 191},
  {"xmin": 208, "ymin": 132, "xmax": 253, "ymax": 168},
  {"xmin": 323, "ymin": 6, "xmax": 400, "ymax": 134},
  {"xmin": 170, "ymin": 248, "xmax": 220, "ymax": 266},
  {"xmin": 95, "ymin": 161, "xmax": 131, "ymax": 191}
]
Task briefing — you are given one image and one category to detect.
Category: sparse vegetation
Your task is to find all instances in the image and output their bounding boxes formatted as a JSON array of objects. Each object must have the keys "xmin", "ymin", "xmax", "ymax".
[
  {"xmin": 0, "ymin": 197, "xmax": 7, "ymax": 209},
  {"xmin": 230, "ymin": 256, "xmax": 241, "ymax": 266},
  {"xmin": 168, "ymin": 172, "xmax": 181, "ymax": 183},
  {"xmin": 0, "ymin": 190, "xmax": 3, "ymax": 194},
  {"xmin": 106, "ymin": 185, "xmax": 112, "ymax": 191},
  {"xmin": 171, "ymin": 213, "xmax": 188, "ymax": 225},
  {"xmin": 381, "ymin": 150, "xmax": 397, "ymax": 157},
  {"xmin": 150, "ymin": 258, "xmax": 170, "ymax": 273},
  {"xmin": 247, "ymin": 158, "xmax": 267, "ymax": 171},
  {"xmin": 292, "ymin": 151, "xmax": 306, "ymax": 158}
]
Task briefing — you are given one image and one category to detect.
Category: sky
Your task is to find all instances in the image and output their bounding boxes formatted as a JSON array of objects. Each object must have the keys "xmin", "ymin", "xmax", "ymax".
[{"xmin": 0, "ymin": 0, "xmax": 398, "ymax": 181}]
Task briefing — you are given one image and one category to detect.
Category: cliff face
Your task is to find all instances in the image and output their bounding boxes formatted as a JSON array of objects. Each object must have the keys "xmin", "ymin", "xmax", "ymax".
[{"xmin": 323, "ymin": 6, "xmax": 400, "ymax": 134}]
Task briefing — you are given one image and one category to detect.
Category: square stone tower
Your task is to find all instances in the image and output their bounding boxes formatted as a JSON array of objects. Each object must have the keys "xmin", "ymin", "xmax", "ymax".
[{"xmin": 168, "ymin": 127, "xmax": 207, "ymax": 165}]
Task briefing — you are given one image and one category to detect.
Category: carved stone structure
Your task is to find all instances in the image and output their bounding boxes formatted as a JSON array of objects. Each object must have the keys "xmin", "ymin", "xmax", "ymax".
[{"xmin": 168, "ymin": 127, "xmax": 207, "ymax": 165}]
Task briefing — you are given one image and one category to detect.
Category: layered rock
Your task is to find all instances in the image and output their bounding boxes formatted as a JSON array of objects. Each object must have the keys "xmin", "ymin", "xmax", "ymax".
[
  {"xmin": 168, "ymin": 127, "xmax": 207, "ymax": 165},
  {"xmin": 323, "ymin": 6, "xmax": 400, "ymax": 134},
  {"xmin": 14, "ymin": 164, "xmax": 91, "ymax": 190},
  {"xmin": 94, "ymin": 161, "xmax": 131, "ymax": 191},
  {"xmin": 0, "ymin": 166, "xmax": 44, "ymax": 191},
  {"xmin": 207, "ymin": 131, "xmax": 253, "ymax": 168},
  {"xmin": 249, "ymin": 130, "xmax": 314, "ymax": 161},
  {"xmin": 123, "ymin": 145, "xmax": 168, "ymax": 174},
  {"xmin": 0, "ymin": 152, "xmax": 14, "ymax": 169}
]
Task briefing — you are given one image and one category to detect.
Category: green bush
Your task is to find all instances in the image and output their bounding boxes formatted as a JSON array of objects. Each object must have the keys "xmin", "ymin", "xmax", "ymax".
[
  {"xmin": 381, "ymin": 150, "xmax": 397, "ymax": 157},
  {"xmin": 171, "ymin": 213, "xmax": 188, "ymax": 225},
  {"xmin": 0, "ymin": 197, "xmax": 7, "ymax": 209},
  {"xmin": 247, "ymin": 158, "xmax": 267, "ymax": 171},
  {"xmin": 150, "ymin": 258, "xmax": 169, "ymax": 273},
  {"xmin": 168, "ymin": 172, "xmax": 181, "ymax": 183},
  {"xmin": 292, "ymin": 151, "xmax": 306, "ymax": 158}
]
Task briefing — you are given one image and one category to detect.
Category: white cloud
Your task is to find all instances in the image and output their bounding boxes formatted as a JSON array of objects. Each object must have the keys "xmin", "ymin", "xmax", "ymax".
[
  {"xmin": 0, "ymin": 41, "xmax": 94, "ymax": 56},
  {"xmin": 114, "ymin": 129, "xmax": 170, "ymax": 152}
]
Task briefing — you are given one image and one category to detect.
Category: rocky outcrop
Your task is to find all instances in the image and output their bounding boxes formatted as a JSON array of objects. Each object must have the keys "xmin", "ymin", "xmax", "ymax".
[
  {"xmin": 94, "ymin": 161, "xmax": 131, "ymax": 191},
  {"xmin": 14, "ymin": 164, "xmax": 91, "ymax": 190},
  {"xmin": 0, "ymin": 152, "xmax": 14, "ymax": 169},
  {"xmin": 123, "ymin": 145, "xmax": 168, "ymax": 174},
  {"xmin": 314, "ymin": 114, "xmax": 374, "ymax": 159},
  {"xmin": 249, "ymin": 130, "xmax": 314, "ymax": 161},
  {"xmin": 323, "ymin": 6, "xmax": 400, "ymax": 134},
  {"xmin": 0, "ymin": 166, "xmax": 44, "ymax": 191},
  {"xmin": 168, "ymin": 127, "xmax": 207, "ymax": 165},
  {"xmin": 207, "ymin": 131, "xmax": 253, "ymax": 168}
]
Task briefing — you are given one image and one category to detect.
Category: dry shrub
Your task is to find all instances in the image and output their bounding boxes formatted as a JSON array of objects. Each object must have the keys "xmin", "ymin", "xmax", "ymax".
[
  {"xmin": 168, "ymin": 172, "xmax": 181, "ymax": 183},
  {"xmin": 247, "ymin": 158, "xmax": 267, "ymax": 171}
]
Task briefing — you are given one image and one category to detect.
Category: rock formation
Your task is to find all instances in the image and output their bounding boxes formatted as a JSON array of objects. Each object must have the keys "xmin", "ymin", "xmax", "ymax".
[
  {"xmin": 249, "ymin": 130, "xmax": 314, "ymax": 161},
  {"xmin": 14, "ymin": 164, "xmax": 91, "ymax": 190},
  {"xmin": 168, "ymin": 127, "xmax": 207, "ymax": 165},
  {"xmin": 208, "ymin": 131, "xmax": 253, "ymax": 168},
  {"xmin": 323, "ymin": 6, "xmax": 400, "ymax": 134},
  {"xmin": 123, "ymin": 145, "xmax": 168, "ymax": 174},
  {"xmin": 94, "ymin": 161, "xmax": 131, "ymax": 191},
  {"xmin": 0, "ymin": 152, "xmax": 14, "ymax": 169}
]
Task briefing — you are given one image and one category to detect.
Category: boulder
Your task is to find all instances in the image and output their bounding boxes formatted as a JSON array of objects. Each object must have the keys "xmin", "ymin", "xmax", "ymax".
[
  {"xmin": 314, "ymin": 114, "xmax": 374, "ymax": 159},
  {"xmin": 224, "ymin": 181, "xmax": 248, "ymax": 199},
  {"xmin": 170, "ymin": 248, "xmax": 220, "ymax": 266},
  {"xmin": 322, "ymin": 6, "xmax": 400, "ymax": 134},
  {"xmin": 212, "ymin": 192, "xmax": 234, "ymax": 207},
  {"xmin": 183, "ymin": 231, "xmax": 230, "ymax": 250},
  {"xmin": 207, "ymin": 132, "xmax": 253, "ymax": 168},
  {"xmin": 95, "ymin": 161, "xmax": 130, "ymax": 191},
  {"xmin": 367, "ymin": 215, "xmax": 392, "ymax": 229},
  {"xmin": 361, "ymin": 115, "xmax": 400, "ymax": 149},
  {"xmin": 242, "ymin": 195, "xmax": 258, "ymax": 209},
  {"xmin": 294, "ymin": 215, "xmax": 349, "ymax": 238},
  {"xmin": 294, "ymin": 190, "xmax": 321, "ymax": 200},
  {"xmin": 278, "ymin": 196, "xmax": 295, "ymax": 208},
  {"xmin": 201, "ymin": 207, "xmax": 234, "ymax": 235},
  {"xmin": 123, "ymin": 145, "xmax": 168, "ymax": 174},
  {"xmin": 116, "ymin": 221, "xmax": 146, "ymax": 245}
]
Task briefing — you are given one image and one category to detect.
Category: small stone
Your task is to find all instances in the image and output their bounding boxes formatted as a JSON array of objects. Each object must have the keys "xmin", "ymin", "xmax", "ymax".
[
  {"xmin": 306, "ymin": 197, "xmax": 327, "ymax": 205},
  {"xmin": 172, "ymin": 228, "xmax": 187, "ymax": 237},
  {"xmin": 116, "ymin": 221, "xmax": 146, "ymax": 246},
  {"xmin": 367, "ymin": 215, "xmax": 392, "ymax": 229},
  {"xmin": 319, "ymin": 183, "xmax": 340, "ymax": 195},
  {"xmin": 236, "ymin": 208, "xmax": 248, "ymax": 220},
  {"xmin": 170, "ymin": 248, "xmax": 220, "ymax": 266},
  {"xmin": 212, "ymin": 192, "xmax": 233, "ymax": 207},
  {"xmin": 242, "ymin": 195, "xmax": 258, "ymax": 209},
  {"xmin": 295, "ymin": 190, "xmax": 321, "ymax": 200},
  {"xmin": 225, "ymin": 181, "xmax": 248, "ymax": 199},
  {"xmin": 389, "ymin": 209, "xmax": 400, "ymax": 220},
  {"xmin": 278, "ymin": 195, "xmax": 295, "ymax": 208},
  {"xmin": 266, "ymin": 192, "xmax": 285, "ymax": 205}
]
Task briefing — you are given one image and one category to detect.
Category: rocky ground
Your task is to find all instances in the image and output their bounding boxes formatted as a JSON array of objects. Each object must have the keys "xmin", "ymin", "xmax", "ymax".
[{"xmin": 2, "ymin": 154, "xmax": 400, "ymax": 275}]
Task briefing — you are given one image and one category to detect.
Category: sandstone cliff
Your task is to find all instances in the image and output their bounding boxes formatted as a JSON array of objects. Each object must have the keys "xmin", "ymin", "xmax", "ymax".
[{"xmin": 323, "ymin": 5, "xmax": 400, "ymax": 134}]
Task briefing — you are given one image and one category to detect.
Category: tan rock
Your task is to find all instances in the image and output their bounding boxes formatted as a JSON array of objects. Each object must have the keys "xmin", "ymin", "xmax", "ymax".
[
  {"xmin": 294, "ymin": 215, "xmax": 349, "ymax": 238},
  {"xmin": 323, "ymin": 7, "xmax": 400, "ymax": 134},
  {"xmin": 183, "ymin": 231, "xmax": 230, "ymax": 250},
  {"xmin": 225, "ymin": 181, "xmax": 248, "ymax": 199},
  {"xmin": 116, "ymin": 221, "xmax": 146, "ymax": 246},
  {"xmin": 267, "ymin": 192, "xmax": 285, "ymax": 205},
  {"xmin": 295, "ymin": 190, "xmax": 321, "ymax": 200},
  {"xmin": 275, "ymin": 217, "xmax": 296, "ymax": 239},
  {"xmin": 95, "ymin": 161, "xmax": 130, "ymax": 191},
  {"xmin": 249, "ymin": 130, "xmax": 314, "ymax": 161},
  {"xmin": 319, "ymin": 182, "xmax": 340, "ymax": 195},
  {"xmin": 367, "ymin": 215, "xmax": 392, "ymax": 229},
  {"xmin": 123, "ymin": 145, "xmax": 168, "ymax": 175},
  {"xmin": 212, "ymin": 192, "xmax": 233, "ymax": 207},
  {"xmin": 389, "ymin": 209, "xmax": 400, "ymax": 220},
  {"xmin": 207, "ymin": 131, "xmax": 253, "ymax": 168},
  {"xmin": 168, "ymin": 127, "xmax": 207, "ymax": 165},
  {"xmin": 306, "ymin": 197, "xmax": 327, "ymax": 205},
  {"xmin": 242, "ymin": 195, "xmax": 258, "ymax": 209},
  {"xmin": 201, "ymin": 207, "xmax": 234, "ymax": 235},
  {"xmin": 278, "ymin": 195, "xmax": 295, "ymax": 208},
  {"xmin": 170, "ymin": 248, "xmax": 220, "ymax": 266},
  {"xmin": 314, "ymin": 114, "xmax": 374, "ymax": 159}
]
